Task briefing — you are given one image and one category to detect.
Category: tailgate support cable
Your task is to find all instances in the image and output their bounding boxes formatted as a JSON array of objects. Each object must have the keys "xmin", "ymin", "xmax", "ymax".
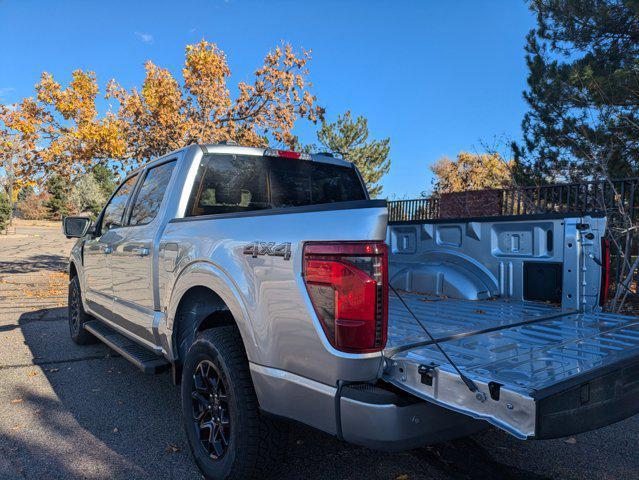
[{"xmin": 389, "ymin": 285, "xmax": 480, "ymax": 394}]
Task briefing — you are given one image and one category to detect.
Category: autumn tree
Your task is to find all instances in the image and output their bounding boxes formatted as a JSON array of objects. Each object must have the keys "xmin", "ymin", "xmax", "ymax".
[
  {"xmin": 430, "ymin": 152, "xmax": 514, "ymax": 193},
  {"xmin": 1, "ymin": 40, "xmax": 323, "ymax": 180},
  {"xmin": 0, "ymin": 71, "xmax": 126, "ymax": 180},
  {"xmin": 308, "ymin": 112, "xmax": 390, "ymax": 197},
  {"xmin": 107, "ymin": 40, "xmax": 324, "ymax": 166}
]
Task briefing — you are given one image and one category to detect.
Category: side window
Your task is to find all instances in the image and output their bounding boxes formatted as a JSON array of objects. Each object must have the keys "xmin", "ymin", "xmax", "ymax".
[
  {"xmin": 129, "ymin": 161, "xmax": 176, "ymax": 226},
  {"xmin": 100, "ymin": 174, "xmax": 138, "ymax": 233},
  {"xmin": 186, "ymin": 154, "xmax": 269, "ymax": 216}
]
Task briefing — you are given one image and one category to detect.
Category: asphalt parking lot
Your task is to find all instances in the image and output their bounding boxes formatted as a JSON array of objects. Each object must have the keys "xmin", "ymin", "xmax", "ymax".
[{"xmin": 1, "ymin": 222, "xmax": 638, "ymax": 480}]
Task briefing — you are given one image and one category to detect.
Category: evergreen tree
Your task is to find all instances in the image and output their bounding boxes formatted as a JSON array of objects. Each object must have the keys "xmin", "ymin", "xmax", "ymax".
[
  {"xmin": 517, "ymin": 0, "xmax": 639, "ymax": 183},
  {"xmin": 91, "ymin": 163, "xmax": 118, "ymax": 198},
  {"xmin": 17, "ymin": 184, "xmax": 34, "ymax": 202},
  {"xmin": 0, "ymin": 191, "xmax": 12, "ymax": 233},
  {"xmin": 312, "ymin": 112, "xmax": 390, "ymax": 198},
  {"xmin": 44, "ymin": 174, "xmax": 71, "ymax": 219}
]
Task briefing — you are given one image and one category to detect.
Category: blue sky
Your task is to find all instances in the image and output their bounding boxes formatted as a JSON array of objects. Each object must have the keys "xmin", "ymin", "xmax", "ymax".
[{"xmin": 0, "ymin": 0, "xmax": 535, "ymax": 198}]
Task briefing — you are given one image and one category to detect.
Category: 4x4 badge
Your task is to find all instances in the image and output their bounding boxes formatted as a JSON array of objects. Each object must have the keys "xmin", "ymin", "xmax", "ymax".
[{"xmin": 243, "ymin": 241, "xmax": 292, "ymax": 260}]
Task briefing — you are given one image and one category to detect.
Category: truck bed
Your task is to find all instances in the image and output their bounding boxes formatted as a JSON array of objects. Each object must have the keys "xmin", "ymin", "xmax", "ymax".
[
  {"xmin": 387, "ymin": 293, "xmax": 560, "ymax": 352},
  {"xmin": 387, "ymin": 292, "xmax": 639, "ymax": 391},
  {"xmin": 385, "ymin": 292, "xmax": 639, "ymax": 439}
]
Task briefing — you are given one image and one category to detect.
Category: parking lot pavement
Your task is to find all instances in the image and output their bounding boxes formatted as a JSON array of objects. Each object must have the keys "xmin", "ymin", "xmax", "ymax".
[{"xmin": 1, "ymin": 222, "xmax": 638, "ymax": 480}]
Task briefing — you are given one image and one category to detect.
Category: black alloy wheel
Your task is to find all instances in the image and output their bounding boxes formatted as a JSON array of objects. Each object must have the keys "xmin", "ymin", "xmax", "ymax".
[{"xmin": 192, "ymin": 359, "xmax": 231, "ymax": 460}]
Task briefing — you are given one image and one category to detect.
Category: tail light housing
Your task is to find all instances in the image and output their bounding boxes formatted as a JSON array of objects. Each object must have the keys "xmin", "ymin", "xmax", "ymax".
[
  {"xmin": 264, "ymin": 148, "xmax": 312, "ymax": 160},
  {"xmin": 600, "ymin": 238, "xmax": 611, "ymax": 307},
  {"xmin": 302, "ymin": 241, "xmax": 388, "ymax": 353}
]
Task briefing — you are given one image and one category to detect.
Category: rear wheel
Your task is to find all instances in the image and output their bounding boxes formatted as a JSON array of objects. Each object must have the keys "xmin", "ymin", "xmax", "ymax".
[
  {"xmin": 181, "ymin": 326, "xmax": 287, "ymax": 480},
  {"xmin": 68, "ymin": 276, "xmax": 96, "ymax": 345}
]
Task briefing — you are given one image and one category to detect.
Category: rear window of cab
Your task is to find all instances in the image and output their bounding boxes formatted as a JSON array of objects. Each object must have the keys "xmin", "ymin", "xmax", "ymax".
[{"xmin": 185, "ymin": 154, "xmax": 367, "ymax": 217}]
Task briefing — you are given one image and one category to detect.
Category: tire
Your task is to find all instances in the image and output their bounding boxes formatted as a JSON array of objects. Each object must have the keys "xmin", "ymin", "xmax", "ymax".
[
  {"xmin": 68, "ymin": 276, "xmax": 96, "ymax": 345},
  {"xmin": 181, "ymin": 326, "xmax": 287, "ymax": 480}
]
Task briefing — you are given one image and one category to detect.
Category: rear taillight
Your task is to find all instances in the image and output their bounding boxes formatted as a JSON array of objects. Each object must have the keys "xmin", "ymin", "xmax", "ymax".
[
  {"xmin": 303, "ymin": 241, "xmax": 388, "ymax": 353},
  {"xmin": 600, "ymin": 238, "xmax": 611, "ymax": 307}
]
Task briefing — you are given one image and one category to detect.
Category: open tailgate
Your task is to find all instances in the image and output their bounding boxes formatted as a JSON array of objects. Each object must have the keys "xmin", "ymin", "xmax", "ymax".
[{"xmin": 384, "ymin": 293, "xmax": 639, "ymax": 439}]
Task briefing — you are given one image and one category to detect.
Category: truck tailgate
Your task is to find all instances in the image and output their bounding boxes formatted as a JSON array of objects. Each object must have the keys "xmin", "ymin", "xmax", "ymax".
[{"xmin": 384, "ymin": 293, "xmax": 639, "ymax": 439}]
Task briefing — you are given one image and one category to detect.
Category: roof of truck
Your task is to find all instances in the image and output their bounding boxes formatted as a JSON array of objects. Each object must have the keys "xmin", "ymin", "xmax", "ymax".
[
  {"xmin": 124, "ymin": 143, "xmax": 354, "ymax": 182},
  {"xmin": 199, "ymin": 143, "xmax": 352, "ymax": 167}
]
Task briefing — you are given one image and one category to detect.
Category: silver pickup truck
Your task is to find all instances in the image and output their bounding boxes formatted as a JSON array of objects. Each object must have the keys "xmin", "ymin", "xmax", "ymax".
[{"xmin": 63, "ymin": 143, "xmax": 639, "ymax": 480}]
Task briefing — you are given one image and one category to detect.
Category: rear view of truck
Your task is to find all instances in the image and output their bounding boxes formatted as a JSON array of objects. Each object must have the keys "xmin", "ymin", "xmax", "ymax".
[
  {"xmin": 64, "ymin": 142, "xmax": 639, "ymax": 480},
  {"xmin": 384, "ymin": 214, "xmax": 639, "ymax": 440}
]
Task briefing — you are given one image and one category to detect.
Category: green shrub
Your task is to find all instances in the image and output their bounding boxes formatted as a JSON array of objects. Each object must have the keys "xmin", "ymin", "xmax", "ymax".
[{"xmin": 0, "ymin": 191, "xmax": 12, "ymax": 233}]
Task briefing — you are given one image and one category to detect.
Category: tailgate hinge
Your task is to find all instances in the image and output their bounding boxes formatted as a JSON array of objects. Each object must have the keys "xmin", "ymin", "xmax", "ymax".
[{"xmin": 418, "ymin": 363, "xmax": 438, "ymax": 386}]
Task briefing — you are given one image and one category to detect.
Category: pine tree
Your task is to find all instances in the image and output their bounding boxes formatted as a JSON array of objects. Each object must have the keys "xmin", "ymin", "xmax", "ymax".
[
  {"xmin": 313, "ymin": 112, "xmax": 390, "ymax": 198},
  {"xmin": 45, "ymin": 174, "xmax": 71, "ymax": 219},
  {"xmin": 517, "ymin": 0, "xmax": 639, "ymax": 183},
  {"xmin": 0, "ymin": 191, "xmax": 12, "ymax": 233},
  {"xmin": 91, "ymin": 163, "xmax": 118, "ymax": 198}
]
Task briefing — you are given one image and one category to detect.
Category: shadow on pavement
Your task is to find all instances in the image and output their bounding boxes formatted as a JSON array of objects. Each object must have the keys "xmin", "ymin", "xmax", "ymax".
[
  {"xmin": 9, "ymin": 307, "xmax": 555, "ymax": 480},
  {"xmin": 0, "ymin": 254, "xmax": 69, "ymax": 275}
]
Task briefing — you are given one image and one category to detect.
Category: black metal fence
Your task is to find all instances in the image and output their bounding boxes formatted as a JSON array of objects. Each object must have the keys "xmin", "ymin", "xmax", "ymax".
[
  {"xmin": 387, "ymin": 197, "xmax": 440, "ymax": 223},
  {"xmin": 388, "ymin": 177, "xmax": 639, "ymax": 222}
]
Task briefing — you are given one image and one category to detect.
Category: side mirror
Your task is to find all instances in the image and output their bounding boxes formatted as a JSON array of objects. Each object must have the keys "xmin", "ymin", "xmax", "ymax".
[{"xmin": 63, "ymin": 216, "xmax": 91, "ymax": 238}]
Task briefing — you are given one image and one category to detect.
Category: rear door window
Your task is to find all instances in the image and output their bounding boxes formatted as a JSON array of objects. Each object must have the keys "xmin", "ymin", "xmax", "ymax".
[
  {"xmin": 101, "ymin": 174, "xmax": 138, "ymax": 232},
  {"xmin": 128, "ymin": 160, "xmax": 176, "ymax": 226}
]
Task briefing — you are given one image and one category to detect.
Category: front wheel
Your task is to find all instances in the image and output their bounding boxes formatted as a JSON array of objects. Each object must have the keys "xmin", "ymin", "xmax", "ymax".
[
  {"xmin": 181, "ymin": 326, "xmax": 287, "ymax": 480},
  {"xmin": 68, "ymin": 276, "xmax": 96, "ymax": 345}
]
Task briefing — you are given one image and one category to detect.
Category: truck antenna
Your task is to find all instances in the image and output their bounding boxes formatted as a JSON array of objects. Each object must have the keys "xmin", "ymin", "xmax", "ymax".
[{"xmin": 388, "ymin": 284, "xmax": 480, "ymax": 394}]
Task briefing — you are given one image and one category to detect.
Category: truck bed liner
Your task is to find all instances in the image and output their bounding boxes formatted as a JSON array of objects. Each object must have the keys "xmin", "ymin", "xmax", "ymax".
[
  {"xmin": 385, "ymin": 292, "xmax": 639, "ymax": 439},
  {"xmin": 387, "ymin": 294, "xmax": 562, "ymax": 353}
]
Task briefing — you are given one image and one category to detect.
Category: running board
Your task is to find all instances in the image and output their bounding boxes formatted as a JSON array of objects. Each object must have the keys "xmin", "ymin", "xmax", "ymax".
[{"xmin": 84, "ymin": 320, "xmax": 170, "ymax": 374}]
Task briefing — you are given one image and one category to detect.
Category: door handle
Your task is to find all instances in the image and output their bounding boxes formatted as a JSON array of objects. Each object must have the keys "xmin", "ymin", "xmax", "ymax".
[{"xmin": 131, "ymin": 246, "xmax": 150, "ymax": 257}]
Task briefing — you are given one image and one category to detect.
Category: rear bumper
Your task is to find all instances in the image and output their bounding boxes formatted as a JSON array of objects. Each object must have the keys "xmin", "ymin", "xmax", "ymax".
[
  {"xmin": 249, "ymin": 363, "xmax": 484, "ymax": 451},
  {"xmin": 339, "ymin": 384, "xmax": 485, "ymax": 450}
]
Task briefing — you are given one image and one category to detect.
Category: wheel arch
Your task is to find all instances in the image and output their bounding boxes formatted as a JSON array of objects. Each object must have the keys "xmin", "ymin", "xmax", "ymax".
[
  {"xmin": 166, "ymin": 261, "xmax": 258, "ymax": 374},
  {"xmin": 172, "ymin": 285, "xmax": 235, "ymax": 362},
  {"xmin": 69, "ymin": 261, "xmax": 78, "ymax": 280}
]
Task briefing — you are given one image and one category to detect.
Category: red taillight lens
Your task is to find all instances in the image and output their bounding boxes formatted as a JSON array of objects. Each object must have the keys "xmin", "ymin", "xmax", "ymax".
[
  {"xmin": 600, "ymin": 238, "xmax": 611, "ymax": 307},
  {"xmin": 264, "ymin": 148, "xmax": 311, "ymax": 160},
  {"xmin": 303, "ymin": 242, "xmax": 388, "ymax": 353}
]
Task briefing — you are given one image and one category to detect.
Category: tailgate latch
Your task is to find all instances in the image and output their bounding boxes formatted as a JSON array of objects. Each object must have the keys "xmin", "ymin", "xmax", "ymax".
[{"xmin": 418, "ymin": 364, "xmax": 437, "ymax": 386}]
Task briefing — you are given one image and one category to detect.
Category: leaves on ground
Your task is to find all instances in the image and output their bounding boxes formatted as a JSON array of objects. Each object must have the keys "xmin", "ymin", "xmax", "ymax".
[{"xmin": 165, "ymin": 443, "xmax": 181, "ymax": 454}]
